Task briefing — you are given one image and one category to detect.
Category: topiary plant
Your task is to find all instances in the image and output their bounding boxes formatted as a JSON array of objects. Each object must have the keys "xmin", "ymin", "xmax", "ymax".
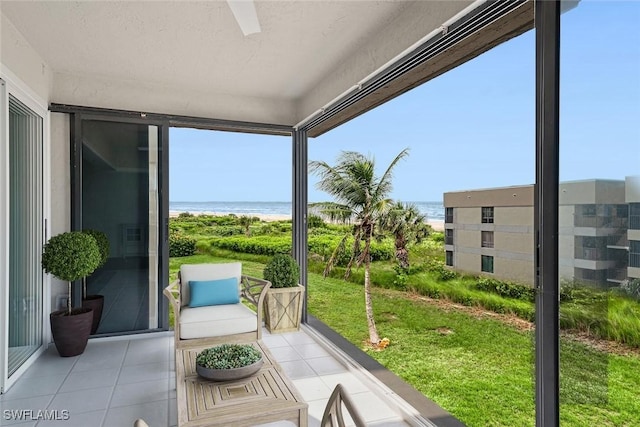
[
  {"xmin": 196, "ymin": 344, "xmax": 262, "ymax": 369},
  {"xmin": 82, "ymin": 229, "xmax": 110, "ymax": 299},
  {"xmin": 82, "ymin": 229, "xmax": 109, "ymax": 268},
  {"xmin": 263, "ymin": 254, "xmax": 300, "ymax": 288},
  {"xmin": 42, "ymin": 231, "xmax": 101, "ymax": 315}
]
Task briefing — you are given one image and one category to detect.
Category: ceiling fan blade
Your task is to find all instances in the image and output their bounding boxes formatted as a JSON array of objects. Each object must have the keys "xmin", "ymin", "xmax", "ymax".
[{"xmin": 226, "ymin": 0, "xmax": 261, "ymax": 36}]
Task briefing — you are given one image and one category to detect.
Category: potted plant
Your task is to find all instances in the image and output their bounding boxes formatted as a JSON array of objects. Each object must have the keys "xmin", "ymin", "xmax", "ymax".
[
  {"xmin": 42, "ymin": 231, "xmax": 101, "ymax": 357},
  {"xmin": 81, "ymin": 229, "xmax": 110, "ymax": 334},
  {"xmin": 262, "ymin": 254, "xmax": 305, "ymax": 333},
  {"xmin": 195, "ymin": 343, "xmax": 264, "ymax": 381}
]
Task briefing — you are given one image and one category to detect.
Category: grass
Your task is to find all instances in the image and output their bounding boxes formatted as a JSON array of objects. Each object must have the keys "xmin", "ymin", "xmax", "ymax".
[
  {"xmin": 307, "ymin": 272, "xmax": 640, "ymax": 427},
  {"xmin": 169, "ymin": 252, "xmax": 640, "ymax": 427}
]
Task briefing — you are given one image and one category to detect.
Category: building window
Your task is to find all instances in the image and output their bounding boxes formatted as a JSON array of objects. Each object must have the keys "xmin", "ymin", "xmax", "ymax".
[
  {"xmin": 445, "ymin": 251, "xmax": 453, "ymax": 266},
  {"xmin": 481, "ymin": 231, "xmax": 494, "ymax": 248},
  {"xmin": 631, "ymin": 241, "xmax": 640, "ymax": 268},
  {"xmin": 481, "ymin": 255, "xmax": 494, "ymax": 273},
  {"xmin": 631, "ymin": 204, "xmax": 640, "ymax": 230},
  {"xmin": 481, "ymin": 207, "xmax": 494, "ymax": 224},
  {"xmin": 445, "ymin": 207, "xmax": 454, "ymax": 223},
  {"xmin": 445, "ymin": 229, "xmax": 454, "ymax": 245}
]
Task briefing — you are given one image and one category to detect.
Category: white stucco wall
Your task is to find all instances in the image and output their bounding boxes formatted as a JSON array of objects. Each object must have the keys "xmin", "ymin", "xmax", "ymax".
[
  {"xmin": 49, "ymin": 113, "xmax": 70, "ymax": 311},
  {"xmin": 0, "ymin": 10, "xmax": 51, "ymax": 102}
]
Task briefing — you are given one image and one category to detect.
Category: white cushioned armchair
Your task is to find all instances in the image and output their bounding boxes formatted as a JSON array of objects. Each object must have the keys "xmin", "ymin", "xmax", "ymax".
[{"xmin": 163, "ymin": 262, "xmax": 271, "ymax": 348}]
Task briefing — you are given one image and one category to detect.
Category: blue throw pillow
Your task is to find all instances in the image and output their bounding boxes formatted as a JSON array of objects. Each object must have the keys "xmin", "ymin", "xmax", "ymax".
[{"xmin": 188, "ymin": 278, "xmax": 239, "ymax": 307}]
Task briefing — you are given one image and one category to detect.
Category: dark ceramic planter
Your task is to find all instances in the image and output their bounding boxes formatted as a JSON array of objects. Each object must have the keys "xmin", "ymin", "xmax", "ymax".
[
  {"xmin": 50, "ymin": 308, "xmax": 93, "ymax": 357},
  {"xmin": 196, "ymin": 357, "xmax": 264, "ymax": 381},
  {"xmin": 82, "ymin": 294, "xmax": 104, "ymax": 334}
]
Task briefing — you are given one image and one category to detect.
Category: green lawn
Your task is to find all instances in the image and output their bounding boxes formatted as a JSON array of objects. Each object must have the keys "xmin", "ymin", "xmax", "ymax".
[{"xmin": 169, "ymin": 253, "xmax": 640, "ymax": 427}]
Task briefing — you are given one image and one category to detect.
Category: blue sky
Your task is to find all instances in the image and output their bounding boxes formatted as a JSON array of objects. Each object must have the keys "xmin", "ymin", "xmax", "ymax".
[{"xmin": 169, "ymin": 1, "xmax": 639, "ymax": 203}]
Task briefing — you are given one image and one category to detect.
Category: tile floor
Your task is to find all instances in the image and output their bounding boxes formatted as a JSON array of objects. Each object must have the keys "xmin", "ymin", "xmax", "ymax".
[{"xmin": 0, "ymin": 327, "xmax": 421, "ymax": 427}]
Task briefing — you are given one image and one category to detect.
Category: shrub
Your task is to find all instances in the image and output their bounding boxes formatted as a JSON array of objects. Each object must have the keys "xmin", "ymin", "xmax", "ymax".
[
  {"xmin": 82, "ymin": 229, "xmax": 110, "ymax": 268},
  {"xmin": 263, "ymin": 254, "xmax": 300, "ymax": 288},
  {"xmin": 308, "ymin": 214, "xmax": 326, "ymax": 228},
  {"xmin": 42, "ymin": 231, "xmax": 101, "ymax": 314},
  {"xmin": 425, "ymin": 259, "xmax": 458, "ymax": 281},
  {"xmin": 42, "ymin": 231, "xmax": 101, "ymax": 282},
  {"xmin": 620, "ymin": 278, "xmax": 640, "ymax": 299},
  {"xmin": 178, "ymin": 212, "xmax": 194, "ymax": 218},
  {"xmin": 169, "ymin": 233, "xmax": 196, "ymax": 257},
  {"xmin": 430, "ymin": 232, "xmax": 444, "ymax": 243},
  {"xmin": 475, "ymin": 277, "xmax": 535, "ymax": 301},
  {"xmin": 393, "ymin": 264, "xmax": 409, "ymax": 290}
]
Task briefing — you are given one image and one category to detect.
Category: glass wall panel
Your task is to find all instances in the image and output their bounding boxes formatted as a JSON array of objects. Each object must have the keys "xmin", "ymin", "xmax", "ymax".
[
  {"xmin": 559, "ymin": 1, "xmax": 640, "ymax": 424},
  {"xmin": 81, "ymin": 120, "xmax": 160, "ymax": 334},
  {"xmin": 8, "ymin": 95, "xmax": 43, "ymax": 376},
  {"xmin": 309, "ymin": 25, "xmax": 536, "ymax": 426}
]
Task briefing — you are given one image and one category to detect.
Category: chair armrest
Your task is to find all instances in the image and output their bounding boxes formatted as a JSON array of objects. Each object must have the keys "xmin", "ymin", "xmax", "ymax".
[
  {"xmin": 240, "ymin": 275, "xmax": 271, "ymax": 321},
  {"xmin": 163, "ymin": 279, "xmax": 181, "ymax": 323}
]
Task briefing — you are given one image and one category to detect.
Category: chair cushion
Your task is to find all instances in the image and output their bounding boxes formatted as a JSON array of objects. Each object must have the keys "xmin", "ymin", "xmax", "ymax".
[
  {"xmin": 179, "ymin": 303, "xmax": 258, "ymax": 340},
  {"xmin": 180, "ymin": 263, "xmax": 242, "ymax": 307},
  {"xmin": 189, "ymin": 278, "xmax": 240, "ymax": 307}
]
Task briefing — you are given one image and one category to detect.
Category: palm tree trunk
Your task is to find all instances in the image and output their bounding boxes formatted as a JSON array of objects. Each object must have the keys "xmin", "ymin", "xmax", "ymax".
[
  {"xmin": 364, "ymin": 236, "xmax": 380, "ymax": 345},
  {"xmin": 395, "ymin": 234, "xmax": 409, "ymax": 270}
]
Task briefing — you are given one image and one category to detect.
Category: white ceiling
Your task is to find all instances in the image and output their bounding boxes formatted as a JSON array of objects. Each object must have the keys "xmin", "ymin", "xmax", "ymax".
[{"xmin": 1, "ymin": 1, "xmax": 524, "ymax": 132}]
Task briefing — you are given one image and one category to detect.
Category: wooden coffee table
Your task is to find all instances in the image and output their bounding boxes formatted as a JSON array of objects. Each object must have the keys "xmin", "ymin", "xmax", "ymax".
[{"xmin": 175, "ymin": 341, "xmax": 308, "ymax": 427}]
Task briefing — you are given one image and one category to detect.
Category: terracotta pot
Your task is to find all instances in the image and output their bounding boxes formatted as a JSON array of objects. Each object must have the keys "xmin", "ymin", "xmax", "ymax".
[
  {"xmin": 196, "ymin": 357, "xmax": 264, "ymax": 381},
  {"xmin": 82, "ymin": 294, "xmax": 104, "ymax": 334},
  {"xmin": 50, "ymin": 308, "xmax": 93, "ymax": 357}
]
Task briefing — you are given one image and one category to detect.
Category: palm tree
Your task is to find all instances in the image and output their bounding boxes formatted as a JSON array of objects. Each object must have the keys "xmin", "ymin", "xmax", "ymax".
[
  {"xmin": 238, "ymin": 215, "xmax": 254, "ymax": 237},
  {"xmin": 378, "ymin": 202, "xmax": 430, "ymax": 271},
  {"xmin": 309, "ymin": 148, "xmax": 409, "ymax": 346}
]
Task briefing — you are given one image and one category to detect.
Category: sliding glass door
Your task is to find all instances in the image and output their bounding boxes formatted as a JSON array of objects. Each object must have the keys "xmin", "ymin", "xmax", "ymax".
[
  {"xmin": 78, "ymin": 119, "xmax": 163, "ymax": 334},
  {"xmin": 1, "ymin": 81, "xmax": 46, "ymax": 393}
]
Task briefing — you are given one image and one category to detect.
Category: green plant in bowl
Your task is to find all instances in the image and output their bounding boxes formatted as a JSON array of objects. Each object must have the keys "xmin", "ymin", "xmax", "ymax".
[{"xmin": 195, "ymin": 344, "xmax": 264, "ymax": 381}]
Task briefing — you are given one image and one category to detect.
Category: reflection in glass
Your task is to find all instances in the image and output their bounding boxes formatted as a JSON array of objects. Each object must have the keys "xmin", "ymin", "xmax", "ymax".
[{"xmin": 8, "ymin": 95, "xmax": 44, "ymax": 376}]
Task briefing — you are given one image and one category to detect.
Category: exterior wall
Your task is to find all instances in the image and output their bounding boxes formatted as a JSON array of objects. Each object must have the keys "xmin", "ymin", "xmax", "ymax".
[
  {"xmin": 626, "ymin": 176, "xmax": 640, "ymax": 280},
  {"xmin": 626, "ymin": 176, "xmax": 640, "ymax": 202},
  {"xmin": 559, "ymin": 180, "xmax": 627, "ymax": 286},
  {"xmin": 445, "ymin": 179, "xmax": 633, "ymax": 287},
  {"xmin": 0, "ymin": 10, "xmax": 52, "ymax": 102},
  {"xmin": 49, "ymin": 113, "xmax": 70, "ymax": 310},
  {"xmin": 444, "ymin": 185, "xmax": 535, "ymax": 285},
  {"xmin": 559, "ymin": 179, "xmax": 625, "ymax": 205}
]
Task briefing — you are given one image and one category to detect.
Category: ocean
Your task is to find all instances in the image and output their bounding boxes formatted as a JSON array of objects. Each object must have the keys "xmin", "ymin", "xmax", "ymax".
[{"xmin": 170, "ymin": 201, "xmax": 445, "ymax": 221}]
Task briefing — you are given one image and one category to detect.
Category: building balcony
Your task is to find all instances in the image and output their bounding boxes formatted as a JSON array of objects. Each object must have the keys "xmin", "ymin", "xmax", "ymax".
[
  {"xmin": 0, "ymin": 326, "xmax": 438, "ymax": 427},
  {"xmin": 607, "ymin": 268, "xmax": 628, "ymax": 284}
]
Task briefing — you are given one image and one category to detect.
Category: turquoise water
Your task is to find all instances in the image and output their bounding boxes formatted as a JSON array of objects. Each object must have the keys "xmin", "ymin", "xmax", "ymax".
[{"xmin": 170, "ymin": 201, "xmax": 445, "ymax": 221}]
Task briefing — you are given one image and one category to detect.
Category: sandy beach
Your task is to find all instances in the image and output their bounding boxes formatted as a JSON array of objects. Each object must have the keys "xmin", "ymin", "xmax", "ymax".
[{"xmin": 170, "ymin": 210, "xmax": 444, "ymax": 231}]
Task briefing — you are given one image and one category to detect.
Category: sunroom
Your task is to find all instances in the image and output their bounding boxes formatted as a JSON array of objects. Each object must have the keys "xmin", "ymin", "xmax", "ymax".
[{"xmin": 0, "ymin": 0, "xmax": 600, "ymax": 426}]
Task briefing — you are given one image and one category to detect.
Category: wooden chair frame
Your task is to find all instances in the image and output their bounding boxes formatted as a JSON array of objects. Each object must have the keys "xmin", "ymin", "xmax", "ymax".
[
  {"xmin": 320, "ymin": 384, "xmax": 366, "ymax": 427},
  {"xmin": 164, "ymin": 271, "xmax": 271, "ymax": 349}
]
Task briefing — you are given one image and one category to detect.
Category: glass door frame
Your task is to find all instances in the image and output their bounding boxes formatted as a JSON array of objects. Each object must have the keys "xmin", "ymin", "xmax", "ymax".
[
  {"xmin": 69, "ymin": 113, "xmax": 170, "ymax": 334},
  {"xmin": 0, "ymin": 72, "xmax": 50, "ymax": 394}
]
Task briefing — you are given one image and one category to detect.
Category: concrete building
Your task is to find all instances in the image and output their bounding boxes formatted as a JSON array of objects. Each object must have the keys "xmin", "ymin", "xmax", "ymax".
[
  {"xmin": 444, "ymin": 185, "xmax": 535, "ymax": 285},
  {"xmin": 627, "ymin": 176, "xmax": 640, "ymax": 281},
  {"xmin": 444, "ymin": 179, "xmax": 635, "ymax": 287}
]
